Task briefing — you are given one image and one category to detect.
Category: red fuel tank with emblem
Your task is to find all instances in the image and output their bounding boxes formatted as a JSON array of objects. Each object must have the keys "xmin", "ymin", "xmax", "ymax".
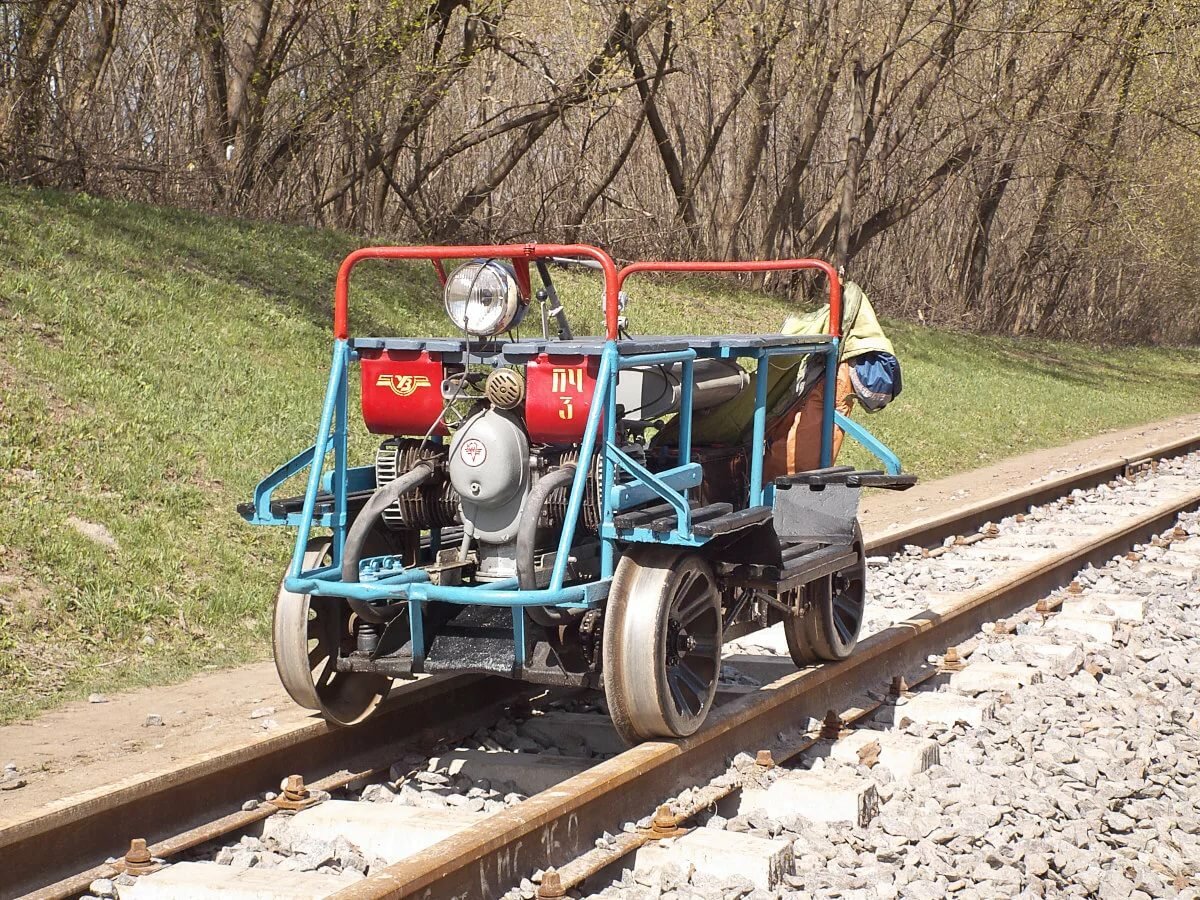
[{"xmin": 358, "ymin": 348, "xmax": 447, "ymax": 436}]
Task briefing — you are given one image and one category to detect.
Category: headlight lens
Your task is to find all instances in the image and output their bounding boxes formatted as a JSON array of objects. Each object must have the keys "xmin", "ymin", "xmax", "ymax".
[{"xmin": 443, "ymin": 260, "xmax": 524, "ymax": 336}]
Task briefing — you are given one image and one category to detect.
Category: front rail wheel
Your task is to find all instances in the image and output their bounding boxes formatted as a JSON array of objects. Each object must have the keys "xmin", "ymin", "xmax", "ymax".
[
  {"xmin": 785, "ymin": 522, "xmax": 867, "ymax": 665},
  {"xmin": 273, "ymin": 538, "xmax": 391, "ymax": 726},
  {"xmin": 603, "ymin": 547, "xmax": 723, "ymax": 744}
]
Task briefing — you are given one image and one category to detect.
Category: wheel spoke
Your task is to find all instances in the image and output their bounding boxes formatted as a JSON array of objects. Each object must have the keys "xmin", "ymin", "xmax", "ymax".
[
  {"xmin": 833, "ymin": 591, "xmax": 861, "ymax": 619},
  {"xmin": 672, "ymin": 569, "xmax": 700, "ymax": 608},
  {"xmin": 832, "ymin": 593, "xmax": 860, "ymax": 642},
  {"xmin": 674, "ymin": 662, "xmax": 710, "ymax": 709},
  {"xmin": 666, "ymin": 669, "xmax": 692, "ymax": 716},
  {"xmin": 678, "ymin": 599, "xmax": 711, "ymax": 628},
  {"xmin": 308, "ymin": 645, "xmax": 330, "ymax": 670},
  {"xmin": 676, "ymin": 571, "xmax": 710, "ymax": 619},
  {"xmin": 315, "ymin": 658, "xmax": 338, "ymax": 688},
  {"xmin": 833, "ymin": 612, "xmax": 853, "ymax": 643}
]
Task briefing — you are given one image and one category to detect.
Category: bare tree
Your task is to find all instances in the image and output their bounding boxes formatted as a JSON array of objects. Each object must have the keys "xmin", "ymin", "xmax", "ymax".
[{"xmin": 0, "ymin": 0, "xmax": 1196, "ymax": 340}]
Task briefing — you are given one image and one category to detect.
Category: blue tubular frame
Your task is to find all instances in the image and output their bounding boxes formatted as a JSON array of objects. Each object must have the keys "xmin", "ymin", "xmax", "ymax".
[
  {"xmin": 255, "ymin": 249, "xmax": 907, "ymax": 676},
  {"xmin": 245, "ymin": 444, "xmax": 320, "ymax": 525},
  {"xmin": 834, "ymin": 410, "xmax": 902, "ymax": 475},
  {"xmin": 273, "ymin": 337, "xmax": 901, "ymax": 598},
  {"xmin": 288, "ymin": 338, "xmax": 350, "ymax": 578},
  {"xmin": 275, "ymin": 336, "xmax": 875, "ymax": 596}
]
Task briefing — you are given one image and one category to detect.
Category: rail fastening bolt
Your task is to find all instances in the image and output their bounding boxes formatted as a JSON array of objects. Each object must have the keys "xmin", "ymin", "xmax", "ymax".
[
  {"xmin": 820, "ymin": 709, "xmax": 845, "ymax": 740},
  {"xmin": 537, "ymin": 868, "xmax": 566, "ymax": 899},
  {"xmin": 1067, "ymin": 580, "xmax": 1083, "ymax": 595},
  {"xmin": 283, "ymin": 774, "xmax": 309, "ymax": 802},
  {"xmin": 123, "ymin": 837, "xmax": 154, "ymax": 874},
  {"xmin": 941, "ymin": 647, "xmax": 965, "ymax": 672},
  {"xmin": 889, "ymin": 675, "xmax": 909, "ymax": 697},
  {"xmin": 648, "ymin": 804, "xmax": 686, "ymax": 838},
  {"xmin": 755, "ymin": 749, "xmax": 776, "ymax": 769}
]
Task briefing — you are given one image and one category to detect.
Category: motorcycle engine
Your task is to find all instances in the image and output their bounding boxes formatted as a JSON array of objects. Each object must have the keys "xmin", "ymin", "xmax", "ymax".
[{"xmin": 448, "ymin": 408, "xmax": 530, "ymax": 579}]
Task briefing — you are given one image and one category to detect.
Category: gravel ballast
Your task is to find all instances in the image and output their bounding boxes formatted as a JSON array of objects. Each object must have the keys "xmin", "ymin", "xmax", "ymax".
[{"xmin": 582, "ymin": 506, "xmax": 1200, "ymax": 900}]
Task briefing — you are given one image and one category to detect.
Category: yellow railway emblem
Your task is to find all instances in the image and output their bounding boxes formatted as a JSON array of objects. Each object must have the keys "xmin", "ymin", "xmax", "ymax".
[{"xmin": 376, "ymin": 374, "xmax": 432, "ymax": 397}]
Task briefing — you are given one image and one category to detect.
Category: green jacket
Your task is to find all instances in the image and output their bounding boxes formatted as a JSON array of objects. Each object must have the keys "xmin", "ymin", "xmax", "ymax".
[{"xmin": 684, "ymin": 281, "xmax": 893, "ymax": 444}]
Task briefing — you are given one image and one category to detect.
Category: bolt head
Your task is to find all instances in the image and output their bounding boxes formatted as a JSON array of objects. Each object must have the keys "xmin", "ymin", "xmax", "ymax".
[
  {"xmin": 125, "ymin": 838, "xmax": 151, "ymax": 863},
  {"xmin": 283, "ymin": 774, "xmax": 309, "ymax": 800},
  {"xmin": 537, "ymin": 869, "xmax": 566, "ymax": 898}
]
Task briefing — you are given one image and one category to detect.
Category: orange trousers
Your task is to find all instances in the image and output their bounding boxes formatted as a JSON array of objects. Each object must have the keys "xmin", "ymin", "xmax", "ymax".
[{"xmin": 763, "ymin": 364, "xmax": 855, "ymax": 481}]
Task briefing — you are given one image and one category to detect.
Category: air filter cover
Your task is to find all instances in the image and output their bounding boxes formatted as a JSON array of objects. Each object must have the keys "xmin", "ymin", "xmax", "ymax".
[{"xmin": 484, "ymin": 367, "xmax": 525, "ymax": 409}]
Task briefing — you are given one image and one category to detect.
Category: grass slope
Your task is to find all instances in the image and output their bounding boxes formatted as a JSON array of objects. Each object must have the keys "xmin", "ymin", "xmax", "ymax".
[{"xmin": 1, "ymin": 187, "xmax": 1198, "ymax": 721}]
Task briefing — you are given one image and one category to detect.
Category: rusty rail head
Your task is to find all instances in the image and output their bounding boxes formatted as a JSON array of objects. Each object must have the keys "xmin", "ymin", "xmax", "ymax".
[{"xmin": 328, "ymin": 484, "xmax": 1200, "ymax": 900}]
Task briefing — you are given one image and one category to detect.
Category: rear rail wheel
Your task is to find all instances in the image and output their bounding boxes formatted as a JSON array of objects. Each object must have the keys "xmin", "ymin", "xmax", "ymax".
[
  {"xmin": 784, "ymin": 522, "xmax": 867, "ymax": 665},
  {"xmin": 603, "ymin": 547, "xmax": 723, "ymax": 744},
  {"xmin": 273, "ymin": 537, "xmax": 391, "ymax": 726}
]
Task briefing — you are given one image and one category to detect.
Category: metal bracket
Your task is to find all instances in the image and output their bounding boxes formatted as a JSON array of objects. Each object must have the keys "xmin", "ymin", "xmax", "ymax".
[{"xmin": 1124, "ymin": 457, "xmax": 1156, "ymax": 479}]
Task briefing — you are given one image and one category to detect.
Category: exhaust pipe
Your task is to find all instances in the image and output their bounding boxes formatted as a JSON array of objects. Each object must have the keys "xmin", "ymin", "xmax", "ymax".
[
  {"xmin": 342, "ymin": 461, "xmax": 436, "ymax": 623},
  {"xmin": 517, "ymin": 465, "xmax": 579, "ymax": 627}
]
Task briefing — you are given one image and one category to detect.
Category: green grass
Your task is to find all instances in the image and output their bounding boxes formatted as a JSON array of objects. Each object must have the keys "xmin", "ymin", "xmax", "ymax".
[{"xmin": 1, "ymin": 185, "xmax": 1198, "ymax": 721}]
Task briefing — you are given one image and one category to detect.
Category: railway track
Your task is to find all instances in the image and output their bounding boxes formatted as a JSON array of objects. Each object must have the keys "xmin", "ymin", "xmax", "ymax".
[
  {"xmin": 4, "ymin": 433, "xmax": 1199, "ymax": 900},
  {"xmin": 570, "ymin": 505, "xmax": 1200, "ymax": 898}
]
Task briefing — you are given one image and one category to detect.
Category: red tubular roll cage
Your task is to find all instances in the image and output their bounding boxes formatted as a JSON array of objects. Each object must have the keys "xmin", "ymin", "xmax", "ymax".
[{"xmin": 333, "ymin": 243, "xmax": 842, "ymax": 342}]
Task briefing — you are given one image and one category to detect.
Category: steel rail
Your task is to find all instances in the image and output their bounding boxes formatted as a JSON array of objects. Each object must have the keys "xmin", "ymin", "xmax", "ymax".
[
  {"xmin": 4, "ymin": 432, "xmax": 1197, "ymax": 899},
  {"xmin": 334, "ymin": 483, "xmax": 1200, "ymax": 900},
  {"xmin": 3, "ymin": 677, "xmax": 527, "ymax": 900},
  {"xmin": 865, "ymin": 432, "xmax": 1200, "ymax": 557}
]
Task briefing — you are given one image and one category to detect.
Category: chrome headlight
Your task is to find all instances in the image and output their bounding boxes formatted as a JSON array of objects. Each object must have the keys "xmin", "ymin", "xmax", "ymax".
[{"xmin": 444, "ymin": 260, "xmax": 524, "ymax": 337}]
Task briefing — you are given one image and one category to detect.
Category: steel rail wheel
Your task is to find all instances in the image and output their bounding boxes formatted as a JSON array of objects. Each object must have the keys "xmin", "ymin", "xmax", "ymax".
[
  {"xmin": 273, "ymin": 537, "xmax": 391, "ymax": 725},
  {"xmin": 785, "ymin": 522, "xmax": 867, "ymax": 665},
  {"xmin": 603, "ymin": 547, "xmax": 723, "ymax": 743}
]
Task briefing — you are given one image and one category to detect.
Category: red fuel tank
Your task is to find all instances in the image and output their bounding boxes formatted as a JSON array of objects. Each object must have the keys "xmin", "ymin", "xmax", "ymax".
[
  {"xmin": 525, "ymin": 353, "xmax": 600, "ymax": 443},
  {"xmin": 359, "ymin": 349, "xmax": 447, "ymax": 436}
]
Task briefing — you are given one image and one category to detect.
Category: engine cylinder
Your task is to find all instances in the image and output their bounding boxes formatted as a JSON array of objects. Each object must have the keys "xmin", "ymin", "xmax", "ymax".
[
  {"xmin": 541, "ymin": 448, "xmax": 601, "ymax": 530},
  {"xmin": 375, "ymin": 439, "xmax": 458, "ymax": 529}
]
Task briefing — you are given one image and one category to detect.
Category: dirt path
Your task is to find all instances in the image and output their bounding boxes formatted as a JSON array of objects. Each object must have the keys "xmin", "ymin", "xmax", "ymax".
[{"xmin": 3, "ymin": 412, "xmax": 1199, "ymax": 824}]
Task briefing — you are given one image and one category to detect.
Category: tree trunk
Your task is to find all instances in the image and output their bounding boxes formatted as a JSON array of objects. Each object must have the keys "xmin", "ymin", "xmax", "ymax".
[
  {"xmin": 1, "ymin": 0, "xmax": 83, "ymax": 179},
  {"xmin": 834, "ymin": 60, "xmax": 868, "ymax": 270}
]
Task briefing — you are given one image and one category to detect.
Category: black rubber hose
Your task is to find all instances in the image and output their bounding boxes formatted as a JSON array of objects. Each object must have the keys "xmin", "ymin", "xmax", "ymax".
[
  {"xmin": 342, "ymin": 462, "xmax": 435, "ymax": 622},
  {"xmin": 517, "ymin": 465, "xmax": 577, "ymax": 591},
  {"xmin": 518, "ymin": 465, "xmax": 580, "ymax": 627}
]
